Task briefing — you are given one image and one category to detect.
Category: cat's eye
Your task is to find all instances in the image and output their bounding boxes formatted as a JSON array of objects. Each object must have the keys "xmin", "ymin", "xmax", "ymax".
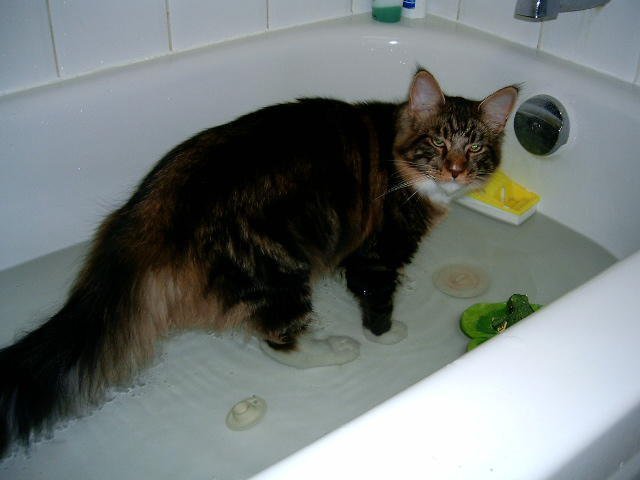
[
  {"xmin": 431, "ymin": 138, "xmax": 445, "ymax": 148},
  {"xmin": 469, "ymin": 143, "xmax": 482, "ymax": 153}
]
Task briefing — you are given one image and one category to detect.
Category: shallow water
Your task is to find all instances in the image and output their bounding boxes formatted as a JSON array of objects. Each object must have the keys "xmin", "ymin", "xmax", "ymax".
[{"xmin": 0, "ymin": 206, "xmax": 616, "ymax": 480}]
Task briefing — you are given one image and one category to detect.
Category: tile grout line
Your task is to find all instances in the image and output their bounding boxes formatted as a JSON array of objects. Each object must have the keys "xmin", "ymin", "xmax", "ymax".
[
  {"xmin": 45, "ymin": 0, "xmax": 61, "ymax": 77},
  {"xmin": 266, "ymin": 0, "xmax": 271, "ymax": 30},
  {"xmin": 537, "ymin": 22, "xmax": 544, "ymax": 50},
  {"xmin": 5, "ymin": 2, "xmax": 639, "ymax": 94},
  {"xmin": 165, "ymin": 0, "xmax": 174, "ymax": 52}
]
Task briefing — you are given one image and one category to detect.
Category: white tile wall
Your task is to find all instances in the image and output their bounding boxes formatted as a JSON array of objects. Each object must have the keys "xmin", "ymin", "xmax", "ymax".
[
  {"xmin": 169, "ymin": 0, "xmax": 267, "ymax": 52},
  {"xmin": 458, "ymin": 0, "xmax": 541, "ymax": 48},
  {"xmin": 2, "ymin": 0, "xmax": 640, "ymax": 94},
  {"xmin": 539, "ymin": 0, "xmax": 640, "ymax": 83},
  {"xmin": 268, "ymin": 0, "xmax": 352, "ymax": 30},
  {"xmin": 0, "ymin": 0, "xmax": 57, "ymax": 93},
  {"xmin": 352, "ymin": 0, "xmax": 372, "ymax": 14},
  {"xmin": 49, "ymin": 0, "xmax": 169, "ymax": 77},
  {"xmin": 425, "ymin": 0, "xmax": 460, "ymax": 21},
  {"xmin": 358, "ymin": 0, "xmax": 461, "ymax": 19}
]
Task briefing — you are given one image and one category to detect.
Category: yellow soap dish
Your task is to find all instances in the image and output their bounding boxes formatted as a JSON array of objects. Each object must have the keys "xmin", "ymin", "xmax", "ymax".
[{"xmin": 457, "ymin": 170, "xmax": 540, "ymax": 225}]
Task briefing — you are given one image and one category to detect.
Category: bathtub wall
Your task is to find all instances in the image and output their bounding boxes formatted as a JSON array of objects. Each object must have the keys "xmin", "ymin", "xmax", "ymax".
[{"xmin": 2, "ymin": 0, "xmax": 640, "ymax": 96}]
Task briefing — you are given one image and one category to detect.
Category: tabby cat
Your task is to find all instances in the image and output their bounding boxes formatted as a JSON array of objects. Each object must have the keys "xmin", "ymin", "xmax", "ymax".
[{"xmin": 0, "ymin": 69, "xmax": 517, "ymax": 454}]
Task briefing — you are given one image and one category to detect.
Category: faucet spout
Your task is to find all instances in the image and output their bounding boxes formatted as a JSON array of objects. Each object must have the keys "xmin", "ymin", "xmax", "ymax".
[{"xmin": 515, "ymin": 0, "xmax": 610, "ymax": 21}]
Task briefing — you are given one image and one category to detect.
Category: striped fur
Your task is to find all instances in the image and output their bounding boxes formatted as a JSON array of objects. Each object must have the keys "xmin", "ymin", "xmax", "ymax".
[{"xmin": 0, "ymin": 69, "xmax": 517, "ymax": 455}]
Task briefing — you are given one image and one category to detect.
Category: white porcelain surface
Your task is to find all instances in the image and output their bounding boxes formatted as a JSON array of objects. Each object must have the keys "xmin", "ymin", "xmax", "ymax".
[
  {"xmin": 1, "ymin": 205, "xmax": 616, "ymax": 479},
  {"xmin": 258, "ymin": 250, "xmax": 640, "ymax": 480},
  {"xmin": 268, "ymin": 0, "xmax": 352, "ymax": 29},
  {"xmin": 1, "ymin": 15, "xmax": 639, "ymax": 266},
  {"xmin": 539, "ymin": 0, "xmax": 640, "ymax": 83},
  {"xmin": 49, "ymin": 0, "xmax": 169, "ymax": 77},
  {"xmin": 352, "ymin": 0, "xmax": 372, "ymax": 14},
  {"xmin": 458, "ymin": 0, "xmax": 541, "ymax": 47},
  {"xmin": 0, "ymin": 0, "xmax": 58, "ymax": 94},
  {"xmin": 3, "ymin": 0, "xmax": 640, "ymax": 94},
  {"xmin": 425, "ymin": 0, "xmax": 460, "ymax": 21},
  {"xmin": 169, "ymin": 0, "xmax": 267, "ymax": 51},
  {"xmin": 0, "ymin": 14, "xmax": 639, "ymax": 480}
]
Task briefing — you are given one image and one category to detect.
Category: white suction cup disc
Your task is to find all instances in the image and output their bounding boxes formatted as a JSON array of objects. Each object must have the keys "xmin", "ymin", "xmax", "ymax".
[
  {"xmin": 432, "ymin": 264, "xmax": 489, "ymax": 298},
  {"xmin": 226, "ymin": 396, "xmax": 267, "ymax": 431}
]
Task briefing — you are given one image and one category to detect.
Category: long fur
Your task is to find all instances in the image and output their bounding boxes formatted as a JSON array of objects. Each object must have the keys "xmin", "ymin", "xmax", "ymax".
[{"xmin": 0, "ymin": 70, "xmax": 517, "ymax": 455}]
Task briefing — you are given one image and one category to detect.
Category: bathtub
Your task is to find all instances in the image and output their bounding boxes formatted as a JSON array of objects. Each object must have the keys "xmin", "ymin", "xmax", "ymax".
[{"xmin": 1, "ymin": 13, "xmax": 639, "ymax": 480}]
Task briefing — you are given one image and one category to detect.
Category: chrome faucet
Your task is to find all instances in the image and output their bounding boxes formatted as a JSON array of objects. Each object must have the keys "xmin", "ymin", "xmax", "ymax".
[{"xmin": 515, "ymin": 0, "xmax": 610, "ymax": 21}]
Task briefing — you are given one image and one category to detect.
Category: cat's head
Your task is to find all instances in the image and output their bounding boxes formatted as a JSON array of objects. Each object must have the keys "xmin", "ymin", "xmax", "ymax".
[{"xmin": 394, "ymin": 69, "xmax": 518, "ymax": 204}]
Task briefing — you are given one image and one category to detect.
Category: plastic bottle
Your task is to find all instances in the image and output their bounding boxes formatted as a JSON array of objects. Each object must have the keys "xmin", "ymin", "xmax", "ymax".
[
  {"xmin": 372, "ymin": 0, "xmax": 403, "ymax": 23},
  {"xmin": 402, "ymin": 0, "xmax": 427, "ymax": 19}
]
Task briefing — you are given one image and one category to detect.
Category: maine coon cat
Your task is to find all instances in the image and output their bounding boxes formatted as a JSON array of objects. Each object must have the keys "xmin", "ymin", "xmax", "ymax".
[{"xmin": 0, "ymin": 69, "xmax": 517, "ymax": 454}]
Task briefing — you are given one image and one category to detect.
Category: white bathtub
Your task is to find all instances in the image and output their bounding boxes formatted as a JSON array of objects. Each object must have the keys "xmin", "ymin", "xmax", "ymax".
[{"xmin": 1, "ymin": 14, "xmax": 639, "ymax": 480}]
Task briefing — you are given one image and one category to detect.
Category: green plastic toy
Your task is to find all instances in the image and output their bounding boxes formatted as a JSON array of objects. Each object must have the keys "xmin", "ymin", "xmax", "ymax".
[{"xmin": 460, "ymin": 294, "xmax": 542, "ymax": 351}]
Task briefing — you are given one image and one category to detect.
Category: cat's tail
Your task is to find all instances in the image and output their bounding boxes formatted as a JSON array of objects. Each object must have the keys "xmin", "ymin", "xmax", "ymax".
[{"xmin": 0, "ymin": 211, "xmax": 168, "ymax": 457}]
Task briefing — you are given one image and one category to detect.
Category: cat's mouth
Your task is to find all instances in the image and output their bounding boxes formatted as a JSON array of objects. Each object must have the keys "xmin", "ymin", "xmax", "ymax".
[
  {"xmin": 438, "ymin": 180, "xmax": 464, "ymax": 195},
  {"xmin": 416, "ymin": 178, "xmax": 470, "ymax": 205}
]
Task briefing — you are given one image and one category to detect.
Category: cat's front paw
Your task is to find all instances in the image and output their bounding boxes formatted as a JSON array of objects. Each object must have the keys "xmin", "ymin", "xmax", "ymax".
[
  {"xmin": 363, "ymin": 320, "xmax": 407, "ymax": 345},
  {"xmin": 260, "ymin": 335, "xmax": 360, "ymax": 369}
]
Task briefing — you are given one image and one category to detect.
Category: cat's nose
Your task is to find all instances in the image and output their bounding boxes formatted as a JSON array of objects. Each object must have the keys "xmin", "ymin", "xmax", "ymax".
[
  {"xmin": 447, "ymin": 162, "xmax": 465, "ymax": 179},
  {"xmin": 445, "ymin": 154, "xmax": 466, "ymax": 179}
]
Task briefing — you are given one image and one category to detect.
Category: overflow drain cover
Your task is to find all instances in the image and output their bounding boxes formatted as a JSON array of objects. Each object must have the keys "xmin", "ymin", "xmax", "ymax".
[{"xmin": 432, "ymin": 264, "xmax": 489, "ymax": 298}]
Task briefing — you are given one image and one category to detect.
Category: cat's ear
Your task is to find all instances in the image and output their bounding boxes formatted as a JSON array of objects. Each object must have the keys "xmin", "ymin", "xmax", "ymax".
[
  {"xmin": 479, "ymin": 86, "xmax": 519, "ymax": 132},
  {"xmin": 409, "ymin": 70, "xmax": 445, "ymax": 115}
]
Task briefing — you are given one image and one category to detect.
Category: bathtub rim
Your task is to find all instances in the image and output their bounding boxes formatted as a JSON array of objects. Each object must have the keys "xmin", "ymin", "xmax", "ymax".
[
  {"xmin": 2, "ymin": 14, "xmax": 640, "ymax": 270},
  {"xmin": 254, "ymin": 249, "xmax": 640, "ymax": 479},
  {"xmin": 1, "ymin": 13, "xmax": 640, "ymax": 478}
]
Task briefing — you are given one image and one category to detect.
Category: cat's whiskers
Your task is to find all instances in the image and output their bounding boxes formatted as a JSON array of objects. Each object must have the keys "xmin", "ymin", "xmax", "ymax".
[
  {"xmin": 376, "ymin": 180, "xmax": 418, "ymax": 199},
  {"xmin": 377, "ymin": 171, "xmax": 436, "ymax": 200},
  {"xmin": 402, "ymin": 189, "xmax": 421, "ymax": 206}
]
